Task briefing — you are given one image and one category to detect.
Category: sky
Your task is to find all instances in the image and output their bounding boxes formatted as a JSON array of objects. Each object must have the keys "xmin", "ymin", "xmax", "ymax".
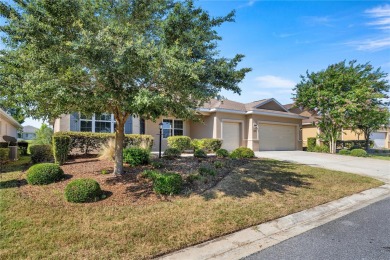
[{"xmin": 4, "ymin": 0, "xmax": 390, "ymax": 127}]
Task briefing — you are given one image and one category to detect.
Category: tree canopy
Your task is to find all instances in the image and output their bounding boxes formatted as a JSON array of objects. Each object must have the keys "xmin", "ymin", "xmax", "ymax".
[
  {"xmin": 0, "ymin": 0, "xmax": 251, "ymax": 173},
  {"xmin": 294, "ymin": 60, "xmax": 389, "ymax": 153}
]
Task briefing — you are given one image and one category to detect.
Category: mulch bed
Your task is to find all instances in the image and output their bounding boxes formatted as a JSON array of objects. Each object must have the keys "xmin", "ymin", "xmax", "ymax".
[{"xmin": 17, "ymin": 154, "xmax": 249, "ymax": 206}]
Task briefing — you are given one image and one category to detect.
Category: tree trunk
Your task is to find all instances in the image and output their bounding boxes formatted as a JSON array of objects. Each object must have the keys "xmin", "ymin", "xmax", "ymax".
[
  {"xmin": 364, "ymin": 129, "xmax": 371, "ymax": 151},
  {"xmin": 114, "ymin": 118, "xmax": 126, "ymax": 175}
]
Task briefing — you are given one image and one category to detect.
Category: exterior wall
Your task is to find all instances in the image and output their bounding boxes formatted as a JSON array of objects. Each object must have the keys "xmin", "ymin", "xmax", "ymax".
[
  {"xmin": 189, "ymin": 115, "xmax": 214, "ymax": 139},
  {"xmin": 302, "ymin": 125, "xmax": 318, "ymax": 147},
  {"xmin": 0, "ymin": 115, "xmax": 18, "ymax": 141},
  {"xmin": 342, "ymin": 129, "xmax": 363, "ymax": 141},
  {"xmin": 54, "ymin": 114, "xmax": 71, "ymax": 132},
  {"xmin": 215, "ymin": 112, "xmax": 247, "ymax": 148}
]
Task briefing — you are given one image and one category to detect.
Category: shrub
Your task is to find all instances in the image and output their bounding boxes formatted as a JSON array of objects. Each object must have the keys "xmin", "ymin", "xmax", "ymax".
[
  {"xmin": 230, "ymin": 147, "xmax": 254, "ymax": 159},
  {"xmin": 30, "ymin": 144, "xmax": 53, "ymax": 164},
  {"xmin": 194, "ymin": 149, "xmax": 207, "ymax": 158},
  {"xmin": 52, "ymin": 135, "xmax": 71, "ymax": 165},
  {"xmin": 99, "ymin": 138, "xmax": 115, "ymax": 161},
  {"xmin": 313, "ymin": 145, "xmax": 329, "ymax": 153},
  {"xmin": 216, "ymin": 148, "xmax": 229, "ymax": 158},
  {"xmin": 53, "ymin": 132, "xmax": 153, "ymax": 155},
  {"xmin": 214, "ymin": 161, "xmax": 224, "ymax": 168},
  {"xmin": 151, "ymin": 161, "xmax": 164, "ymax": 169},
  {"xmin": 186, "ymin": 173, "xmax": 201, "ymax": 183},
  {"xmin": 167, "ymin": 136, "xmax": 191, "ymax": 152},
  {"xmin": 141, "ymin": 170, "xmax": 159, "ymax": 180},
  {"xmin": 65, "ymin": 179, "xmax": 102, "ymax": 203},
  {"xmin": 153, "ymin": 172, "xmax": 183, "ymax": 195},
  {"xmin": 163, "ymin": 148, "xmax": 181, "ymax": 159},
  {"xmin": 191, "ymin": 138, "xmax": 222, "ymax": 152},
  {"xmin": 26, "ymin": 163, "xmax": 64, "ymax": 185},
  {"xmin": 350, "ymin": 149, "xmax": 368, "ymax": 157},
  {"xmin": 17, "ymin": 141, "xmax": 29, "ymax": 156},
  {"xmin": 0, "ymin": 148, "xmax": 9, "ymax": 163},
  {"xmin": 336, "ymin": 140, "xmax": 374, "ymax": 150},
  {"xmin": 339, "ymin": 149, "xmax": 350, "ymax": 155},
  {"xmin": 123, "ymin": 147, "xmax": 150, "ymax": 166},
  {"xmin": 307, "ymin": 137, "xmax": 316, "ymax": 152},
  {"xmin": 199, "ymin": 166, "xmax": 216, "ymax": 176},
  {"xmin": 191, "ymin": 139, "xmax": 202, "ymax": 150}
]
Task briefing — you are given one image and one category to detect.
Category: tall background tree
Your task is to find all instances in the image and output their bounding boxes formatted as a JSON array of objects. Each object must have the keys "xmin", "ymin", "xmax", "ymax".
[
  {"xmin": 0, "ymin": 0, "xmax": 251, "ymax": 174},
  {"xmin": 294, "ymin": 60, "xmax": 389, "ymax": 153}
]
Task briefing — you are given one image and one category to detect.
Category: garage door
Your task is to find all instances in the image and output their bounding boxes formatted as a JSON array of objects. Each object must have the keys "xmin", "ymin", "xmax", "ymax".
[
  {"xmin": 259, "ymin": 123, "xmax": 296, "ymax": 151},
  {"xmin": 222, "ymin": 122, "xmax": 240, "ymax": 151},
  {"xmin": 370, "ymin": 132, "xmax": 386, "ymax": 148}
]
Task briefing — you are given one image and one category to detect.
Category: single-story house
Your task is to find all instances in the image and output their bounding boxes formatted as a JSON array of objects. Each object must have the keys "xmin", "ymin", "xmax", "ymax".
[
  {"xmin": 284, "ymin": 104, "xmax": 390, "ymax": 149},
  {"xmin": 54, "ymin": 98, "xmax": 307, "ymax": 151},
  {"xmin": 0, "ymin": 108, "xmax": 22, "ymax": 142},
  {"xmin": 20, "ymin": 125, "xmax": 39, "ymax": 140}
]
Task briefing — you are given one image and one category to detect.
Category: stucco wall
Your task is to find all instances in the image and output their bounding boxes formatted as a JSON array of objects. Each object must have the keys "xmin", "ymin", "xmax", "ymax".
[
  {"xmin": 302, "ymin": 125, "xmax": 318, "ymax": 147},
  {"xmin": 0, "ymin": 115, "xmax": 18, "ymax": 141},
  {"xmin": 190, "ymin": 115, "xmax": 214, "ymax": 139},
  {"xmin": 54, "ymin": 114, "xmax": 71, "ymax": 132}
]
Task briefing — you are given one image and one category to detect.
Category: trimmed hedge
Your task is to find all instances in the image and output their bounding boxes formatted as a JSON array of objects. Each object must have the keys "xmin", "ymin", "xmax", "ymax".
[
  {"xmin": 65, "ymin": 179, "xmax": 102, "ymax": 203},
  {"xmin": 216, "ymin": 148, "xmax": 229, "ymax": 158},
  {"xmin": 194, "ymin": 149, "xmax": 207, "ymax": 158},
  {"xmin": 313, "ymin": 145, "xmax": 329, "ymax": 153},
  {"xmin": 141, "ymin": 170, "xmax": 183, "ymax": 195},
  {"xmin": 336, "ymin": 140, "xmax": 374, "ymax": 150},
  {"xmin": 54, "ymin": 132, "xmax": 153, "ymax": 155},
  {"xmin": 26, "ymin": 163, "xmax": 64, "ymax": 185},
  {"xmin": 350, "ymin": 149, "xmax": 368, "ymax": 157},
  {"xmin": 307, "ymin": 137, "xmax": 316, "ymax": 152},
  {"xmin": 0, "ymin": 148, "xmax": 9, "ymax": 163},
  {"xmin": 53, "ymin": 135, "xmax": 71, "ymax": 165},
  {"xmin": 123, "ymin": 147, "xmax": 150, "ymax": 166},
  {"xmin": 191, "ymin": 138, "xmax": 222, "ymax": 152},
  {"xmin": 230, "ymin": 147, "xmax": 254, "ymax": 159},
  {"xmin": 163, "ymin": 148, "xmax": 181, "ymax": 159},
  {"xmin": 339, "ymin": 149, "xmax": 350, "ymax": 155},
  {"xmin": 17, "ymin": 141, "xmax": 29, "ymax": 156},
  {"xmin": 167, "ymin": 136, "xmax": 191, "ymax": 152},
  {"xmin": 30, "ymin": 144, "xmax": 53, "ymax": 164}
]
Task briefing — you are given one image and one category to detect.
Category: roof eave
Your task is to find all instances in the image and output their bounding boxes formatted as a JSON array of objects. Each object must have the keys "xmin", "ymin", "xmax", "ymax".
[{"xmin": 0, "ymin": 109, "xmax": 22, "ymax": 128}]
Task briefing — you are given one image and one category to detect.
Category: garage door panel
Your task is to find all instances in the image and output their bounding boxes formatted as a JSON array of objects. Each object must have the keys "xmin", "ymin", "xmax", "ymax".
[
  {"xmin": 222, "ymin": 122, "xmax": 240, "ymax": 151},
  {"xmin": 370, "ymin": 132, "xmax": 386, "ymax": 148},
  {"xmin": 259, "ymin": 124, "xmax": 296, "ymax": 151}
]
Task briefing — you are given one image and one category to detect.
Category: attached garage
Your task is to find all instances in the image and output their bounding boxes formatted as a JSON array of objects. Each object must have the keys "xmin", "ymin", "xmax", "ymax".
[
  {"xmin": 222, "ymin": 122, "xmax": 241, "ymax": 150},
  {"xmin": 370, "ymin": 132, "xmax": 386, "ymax": 148},
  {"xmin": 259, "ymin": 123, "xmax": 297, "ymax": 151}
]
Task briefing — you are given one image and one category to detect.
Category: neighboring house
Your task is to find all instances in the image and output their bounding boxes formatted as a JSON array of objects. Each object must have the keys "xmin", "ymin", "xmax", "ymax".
[
  {"xmin": 21, "ymin": 125, "xmax": 39, "ymax": 140},
  {"xmin": 284, "ymin": 104, "xmax": 390, "ymax": 149},
  {"xmin": 0, "ymin": 108, "xmax": 22, "ymax": 142},
  {"xmin": 54, "ymin": 98, "xmax": 306, "ymax": 151}
]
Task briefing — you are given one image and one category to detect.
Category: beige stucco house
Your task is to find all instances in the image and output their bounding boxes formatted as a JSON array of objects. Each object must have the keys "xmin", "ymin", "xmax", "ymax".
[
  {"xmin": 0, "ymin": 108, "xmax": 22, "ymax": 142},
  {"xmin": 54, "ymin": 98, "xmax": 306, "ymax": 151},
  {"xmin": 284, "ymin": 104, "xmax": 390, "ymax": 149}
]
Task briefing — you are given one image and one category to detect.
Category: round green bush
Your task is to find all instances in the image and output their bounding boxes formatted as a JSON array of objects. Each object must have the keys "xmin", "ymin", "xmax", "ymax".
[
  {"xmin": 123, "ymin": 147, "xmax": 150, "ymax": 166},
  {"xmin": 350, "ymin": 149, "xmax": 367, "ymax": 157},
  {"xmin": 26, "ymin": 163, "xmax": 64, "ymax": 185},
  {"xmin": 230, "ymin": 147, "xmax": 254, "ymax": 159},
  {"xmin": 216, "ymin": 148, "xmax": 229, "ymax": 158},
  {"xmin": 167, "ymin": 136, "xmax": 191, "ymax": 152},
  {"xmin": 163, "ymin": 148, "xmax": 181, "ymax": 159},
  {"xmin": 65, "ymin": 179, "xmax": 102, "ymax": 203},
  {"xmin": 153, "ymin": 173, "xmax": 183, "ymax": 195},
  {"xmin": 194, "ymin": 149, "xmax": 207, "ymax": 158},
  {"xmin": 339, "ymin": 149, "xmax": 350, "ymax": 155}
]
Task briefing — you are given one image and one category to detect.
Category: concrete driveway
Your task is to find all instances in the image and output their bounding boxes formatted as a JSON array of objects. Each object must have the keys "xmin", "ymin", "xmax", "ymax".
[{"xmin": 255, "ymin": 151, "xmax": 390, "ymax": 183}]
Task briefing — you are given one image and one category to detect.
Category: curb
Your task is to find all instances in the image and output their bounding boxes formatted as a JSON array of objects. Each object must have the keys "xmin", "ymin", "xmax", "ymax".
[{"xmin": 158, "ymin": 184, "xmax": 390, "ymax": 260}]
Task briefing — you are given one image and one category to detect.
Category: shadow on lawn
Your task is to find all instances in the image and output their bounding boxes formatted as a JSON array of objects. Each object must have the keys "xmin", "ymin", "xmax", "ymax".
[
  {"xmin": 201, "ymin": 160, "xmax": 313, "ymax": 200},
  {"xmin": 0, "ymin": 178, "xmax": 27, "ymax": 189}
]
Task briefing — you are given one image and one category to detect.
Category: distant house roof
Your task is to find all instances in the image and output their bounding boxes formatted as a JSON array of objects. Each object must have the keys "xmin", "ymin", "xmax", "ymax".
[
  {"xmin": 0, "ymin": 108, "xmax": 22, "ymax": 128},
  {"xmin": 199, "ymin": 98, "xmax": 307, "ymax": 119},
  {"xmin": 283, "ymin": 103, "xmax": 319, "ymax": 125},
  {"xmin": 23, "ymin": 125, "xmax": 39, "ymax": 133}
]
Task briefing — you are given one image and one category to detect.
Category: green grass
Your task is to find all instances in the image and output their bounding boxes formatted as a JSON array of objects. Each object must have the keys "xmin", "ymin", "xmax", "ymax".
[
  {"xmin": 0, "ymin": 159, "xmax": 383, "ymax": 259},
  {"xmin": 368, "ymin": 154, "xmax": 390, "ymax": 161}
]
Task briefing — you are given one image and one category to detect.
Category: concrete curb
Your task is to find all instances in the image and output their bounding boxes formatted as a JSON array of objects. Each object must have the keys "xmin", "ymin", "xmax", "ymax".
[{"xmin": 158, "ymin": 184, "xmax": 390, "ymax": 260}]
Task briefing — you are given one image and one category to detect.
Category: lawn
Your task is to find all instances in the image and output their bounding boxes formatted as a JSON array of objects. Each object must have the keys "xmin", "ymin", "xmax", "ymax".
[
  {"xmin": 368, "ymin": 154, "xmax": 390, "ymax": 161},
  {"xmin": 0, "ymin": 156, "xmax": 383, "ymax": 259}
]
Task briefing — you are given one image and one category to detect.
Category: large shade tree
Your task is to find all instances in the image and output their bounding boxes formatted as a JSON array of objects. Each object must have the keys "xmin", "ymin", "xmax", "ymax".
[
  {"xmin": 0, "ymin": 0, "xmax": 251, "ymax": 174},
  {"xmin": 294, "ymin": 60, "xmax": 389, "ymax": 153}
]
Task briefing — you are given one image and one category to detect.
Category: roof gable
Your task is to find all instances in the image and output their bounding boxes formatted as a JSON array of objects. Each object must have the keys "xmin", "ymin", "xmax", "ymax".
[{"xmin": 253, "ymin": 99, "xmax": 288, "ymax": 112}]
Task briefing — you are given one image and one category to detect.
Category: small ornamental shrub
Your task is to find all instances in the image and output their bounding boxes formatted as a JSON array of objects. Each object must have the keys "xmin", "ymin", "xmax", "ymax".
[
  {"xmin": 153, "ymin": 172, "xmax": 183, "ymax": 195},
  {"xmin": 99, "ymin": 138, "xmax": 115, "ymax": 161},
  {"xmin": 141, "ymin": 170, "xmax": 159, "ymax": 180},
  {"xmin": 52, "ymin": 135, "xmax": 71, "ymax": 165},
  {"xmin": 163, "ymin": 148, "xmax": 181, "ymax": 159},
  {"xmin": 307, "ymin": 137, "xmax": 317, "ymax": 152},
  {"xmin": 199, "ymin": 166, "xmax": 216, "ymax": 176},
  {"xmin": 186, "ymin": 173, "xmax": 201, "ymax": 183},
  {"xmin": 0, "ymin": 148, "xmax": 9, "ymax": 163},
  {"xmin": 151, "ymin": 161, "xmax": 164, "ymax": 169},
  {"xmin": 123, "ymin": 147, "xmax": 150, "ymax": 166},
  {"xmin": 167, "ymin": 136, "xmax": 192, "ymax": 152},
  {"xmin": 26, "ymin": 163, "xmax": 64, "ymax": 185},
  {"xmin": 201, "ymin": 139, "xmax": 222, "ymax": 152},
  {"xmin": 191, "ymin": 139, "xmax": 202, "ymax": 150},
  {"xmin": 214, "ymin": 161, "xmax": 224, "ymax": 168},
  {"xmin": 230, "ymin": 147, "xmax": 254, "ymax": 159},
  {"xmin": 313, "ymin": 145, "xmax": 329, "ymax": 153},
  {"xmin": 17, "ymin": 141, "xmax": 29, "ymax": 156},
  {"xmin": 30, "ymin": 144, "xmax": 53, "ymax": 164},
  {"xmin": 350, "ymin": 149, "xmax": 368, "ymax": 157},
  {"xmin": 194, "ymin": 149, "xmax": 207, "ymax": 158},
  {"xmin": 65, "ymin": 179, "xmax": 103, "ymax": 203},
  {"xmin": 339, "ymin": 149, "xmax": 350, "ymax": 155},
  {"xmin": 216, "ymin": 148, "xmax": 229, "ymax": 158}
]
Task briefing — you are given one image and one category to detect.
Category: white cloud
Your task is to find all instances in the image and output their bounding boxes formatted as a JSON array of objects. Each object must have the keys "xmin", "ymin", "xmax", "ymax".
[
  {"xmin": 238, "ymin": 0, "xmax": 256, "ymax": 9},
  {"xmin": 255, "ymin": 75, "xmax": 296, "ymax": 89},
  {"xmin": 365, "ymin": 4, "xmax": 390, "ymax": 30}
]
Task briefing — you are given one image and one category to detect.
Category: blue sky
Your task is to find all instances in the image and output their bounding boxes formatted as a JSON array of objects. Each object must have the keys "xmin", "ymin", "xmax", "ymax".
[{"xmin": 7, "ymin": 0, "xmax": 390, "ymax": 127}]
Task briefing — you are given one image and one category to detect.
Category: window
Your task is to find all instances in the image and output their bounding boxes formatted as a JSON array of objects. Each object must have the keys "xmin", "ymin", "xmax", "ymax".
[
  {"xmin": 140, "ymin": 118, "xmax": 145, "ymax": 134},
  {"xmin": 162, "ymin": 119, "xmax": 183, "ymax": 138},
  {"xmin": 80, "ymin": 114, "xmax": 93, "ymax": 132},
  {"xmin": 79, "ymin": 113, "xmax": 115, "ymax": 133},
  {"xmin": 95, "ymin": 113, "xmax": 112, "ymax": 133}
]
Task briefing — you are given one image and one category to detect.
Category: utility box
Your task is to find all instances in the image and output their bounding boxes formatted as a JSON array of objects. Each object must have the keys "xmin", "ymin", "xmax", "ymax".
[{"xmin": 9, "ymin": 146, "xmax": 18, "ymax": 161}]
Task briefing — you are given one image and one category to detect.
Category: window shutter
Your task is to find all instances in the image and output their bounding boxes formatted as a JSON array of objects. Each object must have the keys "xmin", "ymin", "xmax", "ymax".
[
  {"xmin": 70, "ymin": 112, "xmax": 80, "ymax": 131},
  {"xmin": 124, "ymin": 116, "xmax": 133, "ymax": 134}
]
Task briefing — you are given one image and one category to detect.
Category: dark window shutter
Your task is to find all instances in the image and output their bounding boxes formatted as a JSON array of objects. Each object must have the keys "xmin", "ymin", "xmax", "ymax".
[
  {"xmin": 70, "ymin": 112, "xmax": 80, "ymax": 131},
  {"xmin": 124, "ymin": 116, "xmax": 133, "ymax": 134}
]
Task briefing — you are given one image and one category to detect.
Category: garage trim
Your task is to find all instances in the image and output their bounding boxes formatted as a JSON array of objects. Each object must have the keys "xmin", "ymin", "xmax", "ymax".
[{"xmin": 257, "ymin": 120, "xmax": 300, "ymax": 150}]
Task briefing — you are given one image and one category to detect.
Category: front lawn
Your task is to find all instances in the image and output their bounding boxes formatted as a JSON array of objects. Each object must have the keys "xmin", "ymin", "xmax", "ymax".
[
  {"xmin": 0, "ymin": 156, "xmax": 383, "ymax": 259},
  {"xmin": 368, "ymin": 154, "xmax": 390, "ymax": 161}
]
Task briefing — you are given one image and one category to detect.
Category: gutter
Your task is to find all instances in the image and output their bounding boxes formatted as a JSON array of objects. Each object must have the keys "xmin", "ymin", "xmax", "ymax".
[
  {"xmin": 0, "ymin": 109, "xmax": 22, "ymax": 128},
  {"xmin": 197, "ymin": 108, "xmax": 308, "ymax": 120}
]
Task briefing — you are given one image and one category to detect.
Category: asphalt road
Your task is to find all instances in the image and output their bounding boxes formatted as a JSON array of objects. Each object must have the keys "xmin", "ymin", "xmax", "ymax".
[{"xmin": 244, "ymin": 196, "xmax": 390, "ymax": 260}]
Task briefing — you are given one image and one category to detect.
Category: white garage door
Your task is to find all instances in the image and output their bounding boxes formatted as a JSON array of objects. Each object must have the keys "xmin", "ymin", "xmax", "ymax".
[
  {"xmin": 370, "ymin": 132, "xmax": 386, "ymax": 148},
  {"xmin": 222, "ymin": 122, "xmax": 240, "ymax": 151},
  {"xmin": 259, "ymin": 123, "xmax": 296, "ymax": 151}
]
